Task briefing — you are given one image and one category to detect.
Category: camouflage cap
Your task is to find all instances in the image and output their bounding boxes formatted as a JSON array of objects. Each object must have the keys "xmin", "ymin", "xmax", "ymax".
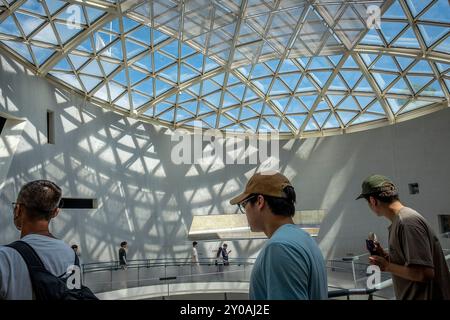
[{"xmin": 356, "ymin": 174, "xmax": 398, "ymax": 200}]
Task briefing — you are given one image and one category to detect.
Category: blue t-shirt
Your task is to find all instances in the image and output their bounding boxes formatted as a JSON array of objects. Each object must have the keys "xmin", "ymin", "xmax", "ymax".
[{"xmin": 249, "ymin": 224, "xmax": 328, "ymax": 300}]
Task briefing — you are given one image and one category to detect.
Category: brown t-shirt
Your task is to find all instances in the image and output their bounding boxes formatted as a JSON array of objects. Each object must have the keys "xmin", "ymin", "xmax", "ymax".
[{"xmin": 388, "ymin": 207, "xmax": 450, "ymax": 300}]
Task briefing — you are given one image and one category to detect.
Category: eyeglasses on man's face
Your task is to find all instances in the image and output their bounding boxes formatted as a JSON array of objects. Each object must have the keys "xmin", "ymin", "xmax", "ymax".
[{"xmin": 238, "ymin": 195, "xmax": 258, "ymax": 214}]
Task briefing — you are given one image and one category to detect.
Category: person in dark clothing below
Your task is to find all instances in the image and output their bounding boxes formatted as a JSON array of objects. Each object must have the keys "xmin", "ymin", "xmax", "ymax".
[
  {"xmin": 119, "ymin": 241, "xmax": 128, "ymax": 270},
  {"xmin": 357, "ymin": 174, "xmax": 450, "ymax": 300},
  {"xmin": 221, "ymin": 243, "xmax": 232, "ymax": 266}
]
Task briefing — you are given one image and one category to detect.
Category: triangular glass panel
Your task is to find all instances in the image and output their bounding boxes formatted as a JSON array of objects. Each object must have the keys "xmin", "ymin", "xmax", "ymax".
[
  {"xmin": 228, "ymin": 84, "xmax": 246, "ymax": 100},
  {"xmin": 303, "ymin": 117, "xmax": 318, "ymax": 132},
  {"xmin": 419, "ymin": 0, "xmax": 450, "ymax": 23},
  {"xmin": 338, "ymin": 96, "xmax": 360, "ymax": 111},
  {"xmin": 99, "ymin": 60, "xmax": 119, "ymax": 76},
  {"xmin": 184, "ymin": 53, "xmax": 203, "ymax": 71},
  {"xmin": 384, "ymin": 1, "xmax": 407, "ymax": 19},
  {"xmin": 434, "ymin": 36, "xmax": 449, "ymax": 53},
  {"xmin": 387, "ymin": 98, "xmax": 409, "ymax": 113},
  {"xmin": 323, "ymin": 113, "xmax": 340, "ymax": 129},
  {"xmin": 329, "ymin": 55, "xmax": 343, "ymax": 67},
  {"xmin": 102, "ymin": 41, "xmax": 123, "ymax": 60},
  {"xmin": 380, "ymin": 22, "xmax": 407, "ymax": 43},
  {"xmin": 354, "ymin": 78, "xmax": 372, "ymax": 92},
  {"xmin": 340, "ymin": 71, "xmax": 362, "ymax": 88},
  {"xmin": 251, "ymin": 63, "xmax": 272, "ymax": 79},
  {"xmin": 296, "ymin": 77, "xmax": 316, "ymax": 92},
  {"xmin": 46, "ymin": 0, "xmax": 66, "ymax": 15},
  {"xmin": 204, "ymin": 91, "xmax": 222, "ymax": 107},
  {"xmin": 134, "ymin": 78, "xmax": 153, "ymax": 96},
  {"xmin": 81, "ymin": 60, "xmax": 103, "ymax": 76},
  {"xmin": 406, "ymin": 0, "xmax": 433, "ymax": 17},
  {"xmin": 253, "ymin": 77, "xmax": 273, "ymax": 94},
  {"xmin": 211, "ymin": 73, "xmax": 225, "ymax": 86},
  {"xmin": 342, "ymin": 56, "xmax": 358, "ymax": 68},
  {"xmin": 201, "ymin": 79, "xmax": 221, "ymax": 96},
  {"xmin": 272, "ymin": 98, "xmax": 290, "ymax": 113},
  {"xmin": 154, "ymin": 102, "xmax": 172, "ymax": 116},
  {"xmin": 309, "ymin": 57, "xmax": 333, "ymax": 70},
  {"xmin": 262, "ymin": 104, "xmax": 276, "ymax": 116},
  {"xmin": 131, "ymin": 91, "xmax": 150, "ymax": 108},
  {"xmin": 286, "ymin": 115, "xmax": 306, "ymax": 128},
  {"xmin": 218, "ymin": 115, "xmax": 234, "ymax": 128},
  {"xmin": 129, "ymin": 68, "xmax": 147, "ymax": 85},
  {"xmin": 112, "ymin": 69, "xmax": 127, "ymax": 86},
  {"xmin": 352, "ymin": 113, "xmax": 385, "ymax": 125},
  {"xmin": 55, "ymin": 22, "xmax": 83, "ymax": 44},
  {"xmin": 128, "ymin": 25, "xmax": 151, "ymax": 44},
  {"xmin": 159, "ymin": 109, "xmax": 175, "ymax": 122},
  {"xmin": 329, "ymin": 76, "xmax": 347, "ymax": 90},
  {"xmin": 0, "ymin": 16, "xmax": 21, "ymax": 37},
  {"xmin": 79, "ymin": 74, "xmax": 102, "ymax": 92},
  {"xmin": 133, "ymin": 54, "xmax": 152, "ymax": 72},
  {"xmin": 31, "ymin": 45, "xmax": 54, "ymax": 65},
  {"xmin": 125, "ymin": 39, "xmax": 146, "ymax": 59},
  {"xmin": 152, "ymin": 29, "xmax": 170, "ymax": 46},
  {"xmin": 15, "ymin": 12, "xmax": 46, "ymax": 36},
  {"xmin": 361, "ymin": 28, "xmax": 384, "ymax": 46},
  {"xmin": 314, "ymin": 112, "xmax": 330, "ymax": 128},
  {"xmin": 21, "ymin": 0, "xmax": 46, "ymax": 16},
  {"xmin": 180, "ymin": 64, "xmax": 199, "ymax": 82},
  {"xmin": 50, "ymin": 71, "xmax": 82, "ymax": 90},
  {"xmin": 310, "ymin": 71, "xmax": 332, "ymax": 88},
  {"xmin": 299, "ymin": 95, "xmax": 317, "ymax": 110},
  {"xmin": 327, "ymin": 94, "xmax": 345, "ymax": 107},
  {"xmin": 391, "ymin": 27, "xmax": 420, "ymax": 48},
  {"xmin": 406, "ymin": 75, "xmax": 433, "ymax": 93},
  {"xmin": 93, "ymin": 84, "xmax": 109, "ymax": 101},
  {"xmin": 280, "ymin": 74, "xmax": 300, "ymax": 91},
  {"xmin": 33, "ymin": 24, "xmax": 59, "ymax": 44},
  {"xmin": 86, "ymin": 7, "xmax": 105, "ymax": 24},
  {"xmin": 241, "ymin": 119, "xmax": 260, "ymax": 131},
  {"xmin": 400, "ymin": 100, "xmax": 434, "ymax": 114},
  {"xmin": 366, "ymin": 101, "xmax": 385, "ymax": 114},
  {"xmin": 316, "ymin": 101, "xmax": 330, "ymax": 111},
  {"xmin": 159, "ymin": 64, "xmax": 178, "ymax": 83},
  {"xmin": 373, "ymin": 73, "xmax": 398, "ymax": 91},
  {"xmin": 265, "ymin": 59, "xmax": 280, "ymax": 72},
  {"xmin": 420, "ymin": 81, "xmax": 445, "ymax": 97},
  {"xmin": 270, "ymin": 79, "xmax": 290, "ymax": 95},
  {"xmin": 418, "ymin": 24, "xmax": 448, "ymax": 47},
  {"xmin": 360, "ymin": 53, "xmax": 378, "ymax": 67},
  {"xmin": 109, "ymin": 81, "xmax": 126, "ymax": 101},
  {"xmin": 436, "ymin": 62, "xmax": 450, "ymax": 74},
  {"xmin": 160, "ymin": 40, "xmax": 179, "ymax": 59},
  {"xmin": 354, "ymin": 96, "xmax": 375, "ymax": 108},
  {"xmin": 1, "ymin": 40, "xmax": 31, "ymax": 62},
  {"xmin": 395, "ymin": 56, "xmax": 414, "ymax": 71},
  {"xmin": 286, "ymin": 98, "xmax": 308, "ymax": 114},
  {"xmin": 223, "ymin": 93, "xmax": 240, "ymax": 108},
  {"xmin": 279, "ymin": 60, "xmax": 299, "ymax": 73},
  {"xmin": 180, "ymin": 42, "xmax": 196, "ymax": 58},
  {"xmin": 76, "ymin": 39, "xmax": 93, "ymax": 53},
  {"xmin": 244, "ymin": 87, "xmax": 258, "ymax": 102},
  {"xmin": 154, "ymin": 51, "xmax": 175, "ymax": 71},
  {"xmin": 225, "ymin": 107, "xmax": 240, "ymax": 120},
  {"xmin": 202, "ymin": 114, "xmax": 217, "ymax": 128},
  {"xmin": 240, "ymin": 107, "xmax": 259, "ymax": 119},
  {"xmin": 388, "ymin": 78, "xmax": 411, "ymax": 95},
  {"xmin": 409, "ymin": 60, "xmax": 433, "ymax": 74},
  {"xmin": 122, "ymin": 17, "xmax": 140, "ymax": 33},
  {"xmin": 53, "ymin": 58, "xmax": 71, "ymax": 71},
  {"xmin": 68, "ymin": 54, "xmax": 89, "ymax": 70},
  {"xmin": 95, "ymin": 31, "xmax": 116, "ymax": 52},
  {"xmin": 175, "ymin": 108, "xmax": 194, "ymax": 122},
  {"xmin": 372, "ymin": 55, "xmax": 399, "ymax": 72},
  {"xmin": 337, "ymin": 111, "xmax": 358, "ymax": 126}
]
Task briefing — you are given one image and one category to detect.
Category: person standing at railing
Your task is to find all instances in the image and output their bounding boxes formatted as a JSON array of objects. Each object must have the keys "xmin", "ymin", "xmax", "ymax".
[
  {"xmin": 221, "ymin": 243, "xmax": 232, "ymax": 266},
  {"xmin": 191, "ymin": 241, "xmax": 200, "ymax": 266},
  {"xmin": 229, "ymin": 172, "xmax": 328, "ymax": 300},
  {"xmin": 356, "ymin": 175, "xmax": 450, "ymax": 300},
  {"xmin": 119, "ymin": 241, "xmax": 128, "ymax": 270}
]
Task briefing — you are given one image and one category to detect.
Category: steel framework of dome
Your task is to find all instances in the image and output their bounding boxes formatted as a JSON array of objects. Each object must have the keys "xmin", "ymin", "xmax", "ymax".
[{"xmin": 0, "ymin": 0, "xmax": 449, "ymax": 138}]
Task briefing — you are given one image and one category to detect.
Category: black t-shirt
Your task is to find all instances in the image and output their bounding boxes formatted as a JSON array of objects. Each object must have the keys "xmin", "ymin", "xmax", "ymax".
[{"xmin": 119, "ymin": 247, "xmax": 126, "ymax": 264}]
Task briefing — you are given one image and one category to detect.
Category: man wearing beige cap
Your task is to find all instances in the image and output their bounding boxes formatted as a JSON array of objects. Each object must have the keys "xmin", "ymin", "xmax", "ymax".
[
  {"xmin": 230, "ymin": 172, "xmax": 327, "ymax": 300},
  {"xmin": 357, "ymin": 174, "xmax": 450, "ymax": 300}
]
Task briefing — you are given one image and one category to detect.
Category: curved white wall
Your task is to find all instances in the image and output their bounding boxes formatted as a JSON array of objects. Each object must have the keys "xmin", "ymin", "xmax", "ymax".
[{"xmin": 1, "ymin": 51, "xmax": 449, "ymax": 262}]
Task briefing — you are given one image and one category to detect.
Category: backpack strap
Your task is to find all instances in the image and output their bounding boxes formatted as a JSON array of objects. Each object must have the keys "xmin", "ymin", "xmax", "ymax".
[{"xmin": 6, "ymin": 240, "xmax": 47, "ymax": 271}]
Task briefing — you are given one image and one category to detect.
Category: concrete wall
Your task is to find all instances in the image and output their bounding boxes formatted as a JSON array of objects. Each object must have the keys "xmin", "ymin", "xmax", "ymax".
[{"xmin": 1, "ymin": 51, "xmax": 449, "ymax": 263}]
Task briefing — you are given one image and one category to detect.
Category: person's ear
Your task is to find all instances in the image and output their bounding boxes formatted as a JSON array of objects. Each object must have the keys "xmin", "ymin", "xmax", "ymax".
[
  {"xmin": 257, "ymin": 195, "xmax": 265, "ymax": 210},
  {"xmin": 50, "ymin": 208, "xmax": 60, "ymax": 219},
  {"xmin": 369, "ymin": 196, "xmax": 377, "ymax": 207}
]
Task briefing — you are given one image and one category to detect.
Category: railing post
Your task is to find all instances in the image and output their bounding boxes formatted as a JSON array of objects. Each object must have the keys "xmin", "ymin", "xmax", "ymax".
[{"xmin": 351, "ymin": 260, "xmax": 357, "ymax": 288}]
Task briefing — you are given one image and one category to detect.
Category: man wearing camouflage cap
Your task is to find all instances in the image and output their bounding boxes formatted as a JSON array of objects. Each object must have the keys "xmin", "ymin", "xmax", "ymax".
[{"xmin": 357, "ymin": 174, "xmax": 450, "ymax": 300}]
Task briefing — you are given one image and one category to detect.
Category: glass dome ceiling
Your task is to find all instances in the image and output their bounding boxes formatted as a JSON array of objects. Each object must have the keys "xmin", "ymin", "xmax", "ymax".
[{"xmin": 0, "ymin": 0, "xmax": 448, "ymax": 138}]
